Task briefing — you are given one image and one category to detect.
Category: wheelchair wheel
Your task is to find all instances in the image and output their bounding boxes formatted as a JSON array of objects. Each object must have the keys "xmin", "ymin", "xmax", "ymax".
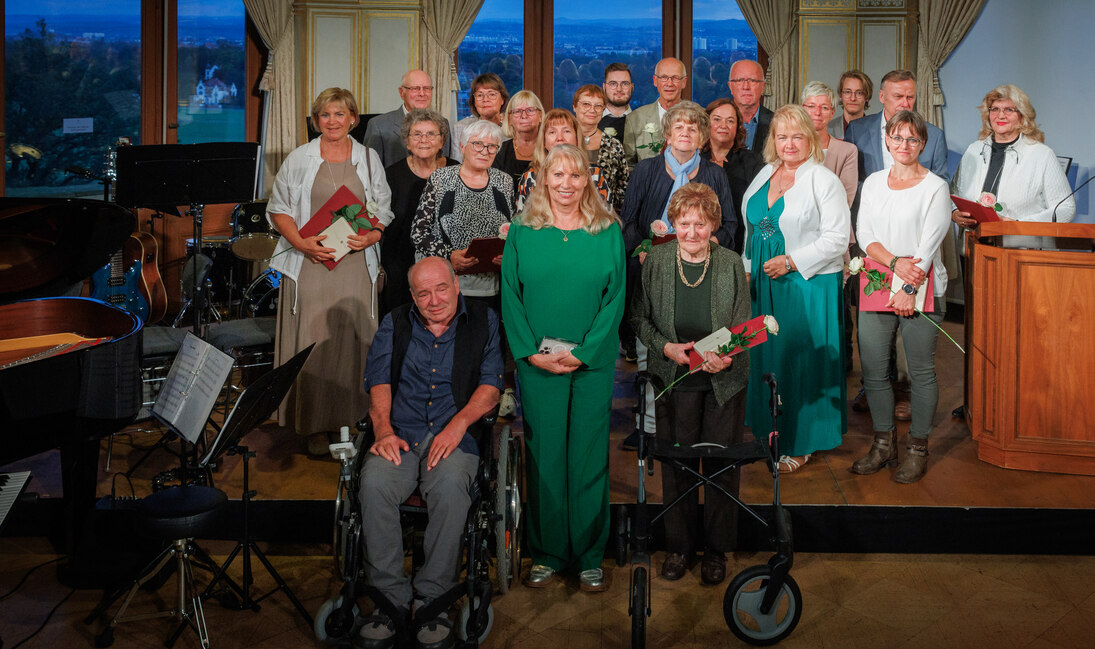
[
  {"xmin": 455, "ymin": 597, "xmax": 494, "ymax": 644},
  {"xmin": 615, "ymin": 504, "xmax": 630, "ymax": 567},
  {"xmin": 314, "ymin": 595, "xmax": 359, "ymax": 645},
  {"xmin": 494, "ymin": 426, "xmax": 521, "ymax": 593},
  {"xmin": 723, "ymin": 564, "xmax": 802, "ymax": 646},
  {"xmin": 333, "ymin": 483, "xmax": 360, "ymax": 580},
  {"xmin": 630, "ymin": 566, "xmax": 647, "ymax": 649}
]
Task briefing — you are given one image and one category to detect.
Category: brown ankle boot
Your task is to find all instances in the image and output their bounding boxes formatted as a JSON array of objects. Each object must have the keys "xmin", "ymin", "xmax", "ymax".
[
  {"xmin": 894, "ymin": 437, "xmax": 929, "ymax": 483},
  {"xmin": 849, "ymin": 430, "xmax": 898, "ymax": 474}
]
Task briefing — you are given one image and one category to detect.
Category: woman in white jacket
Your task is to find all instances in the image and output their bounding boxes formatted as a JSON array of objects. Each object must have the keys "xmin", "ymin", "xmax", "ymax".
[
  {"xmin": 741, "ymin": 104, "xmax": 850, "ymax": 473},
  {"xmin": 267, "ymin": 87, "xmax": 393, "ymax": 455},
  {"xmin": 951, "ymin": 84, "xmax": 1074, "ymax": 250}
]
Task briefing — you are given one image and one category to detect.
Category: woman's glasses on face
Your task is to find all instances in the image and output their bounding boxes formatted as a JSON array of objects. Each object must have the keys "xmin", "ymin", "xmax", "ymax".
[{"xmin": 469, "ymin": 141, "xmax": 500, "ymax": 154}]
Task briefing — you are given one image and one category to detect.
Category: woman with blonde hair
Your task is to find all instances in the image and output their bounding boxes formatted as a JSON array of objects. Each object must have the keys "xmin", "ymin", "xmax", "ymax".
[
  {"xmin": 741, "ymin": 104, "xmax": 850, "ymax": 474},
  {"xmin": 492, "ymin": 90, "xmax": 544, "ymax": 188},
  {"xmin": 501, "ymin": 144, "xmax": 625, "ymax": 592},
  {"xmin": 515, "ymin": 108, "xmax": 611, "ymax": 212}
]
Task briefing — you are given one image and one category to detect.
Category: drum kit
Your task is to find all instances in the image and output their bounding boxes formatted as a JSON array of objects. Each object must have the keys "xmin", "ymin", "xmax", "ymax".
[{"xmin": 182, "ymin": 200, "xmax": 281, "ymax": 320}]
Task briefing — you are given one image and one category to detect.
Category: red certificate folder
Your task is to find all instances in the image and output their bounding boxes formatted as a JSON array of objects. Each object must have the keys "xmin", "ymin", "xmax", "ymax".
[
  {"xmin": 460, "ymin": 237, "xmax": 506, "ymax": 275},
  {"xmin": 950, "ymin": 194, "xmax": 1002, "ymax": 224},
  {"xmin": 686, "ymin": 315, "xmax": 769, "ymax": 371},
  {"xmin": 859, "ymin": 257, "xmax": 935, "ymax": 313},
  {"xmin": 653, "ymin": 234, "xmax": 675, "ymax": 246},
  {"xmin": 299, "ymin": 186, "xmax": 379, "ymax": 270}
]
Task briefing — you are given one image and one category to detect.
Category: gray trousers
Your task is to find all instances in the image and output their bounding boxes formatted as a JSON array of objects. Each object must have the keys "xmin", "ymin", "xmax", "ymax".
[
  {"xmin": 858, "ymin": 298, "xmax": 945, "ymax": 439},
  {"xmin": 359, "ymin": 437, "xmax": 478, "ymax": 607}
]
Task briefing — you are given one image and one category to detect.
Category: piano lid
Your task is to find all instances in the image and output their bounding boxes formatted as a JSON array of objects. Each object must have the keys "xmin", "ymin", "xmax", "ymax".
[{"xmin": 0, "ymin": 198, "xmax": 136, "ymax": 303}]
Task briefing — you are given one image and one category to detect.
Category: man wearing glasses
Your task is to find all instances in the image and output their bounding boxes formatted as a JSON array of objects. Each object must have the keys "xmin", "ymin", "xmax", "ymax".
[
  {"xmin": 622, "ymin": 57, "xmax": 688, "ymax": 166},
  {"xmin": 727, "ymin": 59, "xmax": 772, "ymax": 153},
  {"xmin": 599, "ymin": 62, "xmax": 633, "ymax": 136},
  {"xmin": 364, "ymin": 69, "xmax": 451, "ymax": 166},
  {"xmin": 829, "ymin": 70, "xmax": 873, "ymax": 139}
]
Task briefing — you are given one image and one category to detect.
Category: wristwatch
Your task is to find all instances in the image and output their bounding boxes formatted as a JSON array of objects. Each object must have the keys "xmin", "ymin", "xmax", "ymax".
[{"xmin": 902, "ymin": 283, "xmax": 917, "ymax": 295}]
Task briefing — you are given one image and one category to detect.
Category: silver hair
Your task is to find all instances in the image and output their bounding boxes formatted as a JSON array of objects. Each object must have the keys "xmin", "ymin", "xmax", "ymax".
[
  {"xmin": 460, "ymin": 119, "xmax": 504, "ymax": 148},
  {"xmin": 800, "ymin": 80, "xmax": 836, "ymax": 108}
]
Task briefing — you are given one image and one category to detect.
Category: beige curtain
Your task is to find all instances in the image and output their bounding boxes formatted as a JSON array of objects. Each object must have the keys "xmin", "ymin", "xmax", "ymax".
[
  {"xmin": 243, "ymin": 0, "xmax": 296, "ymax": 196},
  {"xmin": 916, "ymin": 0, "xmax": 986, "ymax": 128},
  {"xmin": 737, "ymin": 0, "xmax": 797, "ymax": 109},
  {"xmin": 420, "ymin": 0, "xmax": 484, "ymax": 125}
]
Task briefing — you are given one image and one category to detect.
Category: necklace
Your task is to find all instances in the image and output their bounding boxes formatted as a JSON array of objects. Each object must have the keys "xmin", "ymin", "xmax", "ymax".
[
  {"xmin": 325, "ymin": 159, "xmax": 346, "ymax": 189},
  {"xmin": 583, "ymin": 129, "xmax": 599, "ymax": 147},
  {"xmin": 676, "ymin": 245, "xmax": 710, "ymax": 288}
]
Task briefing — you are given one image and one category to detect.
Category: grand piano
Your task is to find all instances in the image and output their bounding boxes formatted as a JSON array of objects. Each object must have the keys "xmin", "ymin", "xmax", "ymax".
[{"xmin": 0, "ymin": 197, "xmax": 142, "ymax": 584}]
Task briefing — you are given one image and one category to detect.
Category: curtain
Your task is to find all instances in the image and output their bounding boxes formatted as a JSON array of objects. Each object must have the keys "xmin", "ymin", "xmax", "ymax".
[
  {"xmin": 737, "ymin": 0, "xmax": 797, "ymax": 109},
  {"xmin": 243, "ymin": 0, "xmax": 295, "ymax": 196},
  {"xmin": 420, "ymin": 0, "xmax": 484, "ymax": 126},
  {"xmin": 916, "ymin": 0, "xmax": 986, "ymax": 128}
]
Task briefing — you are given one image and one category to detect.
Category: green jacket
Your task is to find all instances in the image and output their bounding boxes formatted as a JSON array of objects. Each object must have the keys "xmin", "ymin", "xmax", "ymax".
[{"xmin": 630, "ymin": 240, "xmax": 751, "ymax": 405}]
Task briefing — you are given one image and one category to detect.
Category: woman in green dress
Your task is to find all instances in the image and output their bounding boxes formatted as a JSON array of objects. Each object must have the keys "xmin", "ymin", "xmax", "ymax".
[
  {"xmin": 501, "ymin": 144, "xmax": 625, "ymax": 592},
  {"xmin": 740, "ymin": 104, "xmax": 850, "ymax": 473}
]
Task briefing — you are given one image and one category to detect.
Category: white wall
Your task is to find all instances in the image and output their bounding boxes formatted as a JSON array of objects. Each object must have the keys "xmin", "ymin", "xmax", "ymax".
[{"xmin": 939, "ymin": 0, "xmax": 1094, "ymax": 222}]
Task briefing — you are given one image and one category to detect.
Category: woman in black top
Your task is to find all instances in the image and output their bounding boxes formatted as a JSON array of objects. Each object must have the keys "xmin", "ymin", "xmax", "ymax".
[
  {"xmin": 381, "ymin": 108, "xmax": 455, "ymax": 315},
  {"xmin": 703, "ymin": 98, "xmax": 764, "ymax": 250},
  {"xmin": 492, "ymin": 90, "xmax": 543, "ymax": 192}
]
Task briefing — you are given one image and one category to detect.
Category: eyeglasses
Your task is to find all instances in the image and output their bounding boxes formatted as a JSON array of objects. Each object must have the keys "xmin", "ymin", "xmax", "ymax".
[
  {"xmin": 802, "ymin": 103, "xmax": 833, "ymax": 112},
  {"xmin": 402, "ymin": 85, "xmax": 433, "ymax": 93},
  {"xmin": 577, "ymin": 101, "xmax": 605, "ymax": 112},
  {"xmin": 989, "ymin": 106, "xmax": 1020, "ymax": 116},
  {"xmin": 730, "ymin": 78, "xmax": 764, "ymax": 85},
  {"xmin": 469, "ymin": 141, "xmax": 500, "ymax": 154},
  {"xmin": 474, "ymin": 91, "xmax": 501, "ymax": 101},
  {"xmin": 840, "ymin": 89, "xmax": 867, "ymax": 98},
  {"xmin": 605, "ymin": 80, "xmax": 632, "ymax": 89},
  {"xmin": 511, "ymin": 107, "xmax": 541, "ymax": 117},
  {"xmin": 888, "ymin": 134, "xmax": 923, "ymax": 147},
  {"xmin": 655, "ymin": 74, "xmax": 687, "ymax": 83},
  {"xmin": 410, "ymin": 131, "xmax": 439, "ymax": 140}
]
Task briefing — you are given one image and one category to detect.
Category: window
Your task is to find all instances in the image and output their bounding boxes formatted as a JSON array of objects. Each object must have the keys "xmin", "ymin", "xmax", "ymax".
[
  {"xmin": 691, "ymin": 1, "xmax": 758, "ymax": 109},
  {"xmin": 552, "ymin": 0, "xmax": 662, "ymax": 110},
  {"xmin": 175, "ymin": 1, "xmax": 247, "ymax": 144},
  {"xmin": 456, "ymin": 0, "xmax": 523, "ymax": 121},
  {"xmin": 4, "ymin": 0, "xmax": 142, "ymax": 197}
]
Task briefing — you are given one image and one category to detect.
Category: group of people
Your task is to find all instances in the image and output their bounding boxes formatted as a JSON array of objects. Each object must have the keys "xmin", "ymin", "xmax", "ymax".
[{"xmin": 263, "ymin": 56, "xmax": 1076, "ymax": 648}]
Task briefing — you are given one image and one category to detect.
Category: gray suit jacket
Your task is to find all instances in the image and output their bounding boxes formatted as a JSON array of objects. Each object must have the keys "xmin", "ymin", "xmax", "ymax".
[
  {"xmin": 362, "ymin": 106, "xmax": 452, "ymax": 167},
  {"xmin": 844, "ymin": 111, "xmax": 948, "ymax": 180},
  {"xmin": 622, "ymin": 101, "xmax": 663, "ymax": 166},
  {"xmin": 827, "ymin": 115, "xmax": 845, "ymax": 140},
  {"xmin": 630, "ymin": 240, "xmax": 751, "ymax": 405}
]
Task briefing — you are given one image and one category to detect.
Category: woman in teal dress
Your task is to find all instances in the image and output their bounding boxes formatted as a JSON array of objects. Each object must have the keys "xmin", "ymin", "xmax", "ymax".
[
  {"xmin": 501, "ymin": 144, "xmax": 625, "ymax": 592},
  {"xmin": 740, "ymin": 104, "xmax": 851, "ymax": 473}
]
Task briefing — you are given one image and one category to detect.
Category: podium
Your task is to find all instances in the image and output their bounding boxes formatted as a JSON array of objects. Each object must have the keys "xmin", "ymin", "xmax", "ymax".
[{"xmin": 966, "ymin": 221, "xmax": 1095, "ymax": 475}]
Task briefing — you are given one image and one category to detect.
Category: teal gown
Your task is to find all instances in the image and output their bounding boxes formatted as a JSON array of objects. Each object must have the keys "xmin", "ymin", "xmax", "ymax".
[{"xmin": 744, "ymin": 181, "xmax": 846, "ymax": 456}]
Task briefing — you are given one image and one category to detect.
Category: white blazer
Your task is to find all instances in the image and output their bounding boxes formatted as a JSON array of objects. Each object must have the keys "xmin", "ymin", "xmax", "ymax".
[{"xmin": 741, "ymin": 159, "xmax": 850, "ymax": 279}]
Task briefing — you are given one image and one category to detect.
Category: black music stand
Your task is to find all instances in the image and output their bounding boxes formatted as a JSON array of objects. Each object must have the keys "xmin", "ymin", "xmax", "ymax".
[
  {"xmin": 163, "ymin": 343, "xmax": 316, "ymax": 641},
  {"xmin": 114, "ymin": 143, "xmax": 260, "ymax": 335}
]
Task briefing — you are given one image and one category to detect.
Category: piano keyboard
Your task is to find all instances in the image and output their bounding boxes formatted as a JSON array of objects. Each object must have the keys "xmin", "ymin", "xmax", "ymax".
[{"xmin": 0, "ymin": 471, "xmax": 31, "ymax": 530}]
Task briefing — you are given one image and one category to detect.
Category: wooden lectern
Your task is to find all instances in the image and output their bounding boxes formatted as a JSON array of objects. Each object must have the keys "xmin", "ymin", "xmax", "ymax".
[{"xmin": 966, "ymin": 221, "xmax": 1095, "ymax": 475}]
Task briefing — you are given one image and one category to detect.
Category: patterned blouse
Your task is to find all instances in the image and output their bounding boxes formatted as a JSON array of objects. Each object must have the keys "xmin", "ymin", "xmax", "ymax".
[
  {"xmin": 411, "ymin": 165, "xmax": 515, "ymax": 294},
  {"xmin": 595, "ymin": 133, "xmax": 630, "ymax": 213},
  {"xmin": 515, "ymin": 165, "xmax": 612, "ymax": 214}
]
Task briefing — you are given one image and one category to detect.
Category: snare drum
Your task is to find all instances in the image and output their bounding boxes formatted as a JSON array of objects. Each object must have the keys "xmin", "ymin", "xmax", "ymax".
[{"xmin": 231, "ymin": 200, "xmax": 279, "ymax": 261}]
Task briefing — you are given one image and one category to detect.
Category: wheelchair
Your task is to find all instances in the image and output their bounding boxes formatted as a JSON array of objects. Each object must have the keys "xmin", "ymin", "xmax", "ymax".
[
  {"xmin": 616, "ymin": 371, "xmax": 801, "ymax": 647},
  {"xmin": 313, "ymin": 414, "xmax": 523, "ymax": 648}
]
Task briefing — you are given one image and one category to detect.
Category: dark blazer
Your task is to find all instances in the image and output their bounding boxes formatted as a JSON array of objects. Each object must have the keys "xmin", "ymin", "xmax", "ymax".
[
  {"xmin": 844, "ymin": 111, "xmax": 948, "ymax": 180},
  {"xmin": 363, "ymin": 106, "xmax": 452, "ymax": 168},
  {"xmin": 749, "ymin": 105, "xmax": 774, "ymax": 154}
]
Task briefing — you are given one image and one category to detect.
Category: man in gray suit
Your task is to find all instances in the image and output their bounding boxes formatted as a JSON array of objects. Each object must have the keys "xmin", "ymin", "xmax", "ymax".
[
  {"xmin": 362, "ymin": 69, "xmax": 451, "ymax": 167},
  {"xmin": 622, "ymin": 57, "xmax": 687, "ymax": 166}
]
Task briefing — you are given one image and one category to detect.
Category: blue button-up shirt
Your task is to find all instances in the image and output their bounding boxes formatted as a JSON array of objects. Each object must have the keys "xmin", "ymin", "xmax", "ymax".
[
  {"xmin": 364, "ymin": 298, "xmax": 504, "ymax": 455},
  {"xmin": 744, "ymin": 110, "xmax": 760, "ymax": 149}
]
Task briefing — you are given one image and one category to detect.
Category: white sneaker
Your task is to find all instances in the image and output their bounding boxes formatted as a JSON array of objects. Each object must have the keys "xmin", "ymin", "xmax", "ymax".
[{"xmin": 498, "ymin": 388, "xmax": 517, "ymax": 418}]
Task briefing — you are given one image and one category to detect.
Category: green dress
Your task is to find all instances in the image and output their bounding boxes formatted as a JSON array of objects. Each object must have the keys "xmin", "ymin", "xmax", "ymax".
[
  {"xmin": 744, "ymin": 181, "xmax": 846, "ymax": 456},
  {"xmin": 500, "ymin": 221, "xmax": 625, "ymax": 572}
]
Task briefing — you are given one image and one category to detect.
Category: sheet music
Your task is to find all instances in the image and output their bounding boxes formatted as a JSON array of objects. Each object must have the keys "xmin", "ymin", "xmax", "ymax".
[
  {"xmin": 0, "ymin": 471, "xmax": 31, "ymax": 530},
  {"xmin": 153, "ymin": 333, "xmax": 234, "ymax": 443}
]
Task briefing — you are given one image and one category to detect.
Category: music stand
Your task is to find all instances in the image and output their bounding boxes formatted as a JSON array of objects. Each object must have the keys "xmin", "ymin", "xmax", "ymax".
[
  {"xmin": 161, "ymin": 343, "xmax": 316, "ymax": 639},
  {"xmin": 114, "ymin": 143, "xmax": 260, "ymax": 335}
]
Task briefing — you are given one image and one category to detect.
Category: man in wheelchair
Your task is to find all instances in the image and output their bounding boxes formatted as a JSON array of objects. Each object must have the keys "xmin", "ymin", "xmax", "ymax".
[{"xmin": 358, "ymin": 256, "xmax": 504, "ymax": 649}]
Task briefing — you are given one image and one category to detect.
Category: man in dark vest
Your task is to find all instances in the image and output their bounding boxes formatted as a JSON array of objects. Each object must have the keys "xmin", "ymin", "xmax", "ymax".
[{"xmin": 358, "ymin": 256, "xmax": 503, "ymax": 649}]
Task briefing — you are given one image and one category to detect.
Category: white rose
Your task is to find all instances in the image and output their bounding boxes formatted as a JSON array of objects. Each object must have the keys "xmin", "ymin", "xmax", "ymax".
[
  {"xmin": 603, "ymin": 127, "xmax": 617, "ymax": 138},
  {"xmin": 847, "ymin": 256, "xmax": 865, "ymax": 275},
  {"xmin": 643, "ymin": 122, "xmax": 658, "ymax": 134},
  {"xmin": 650, "ymin": 219, "xmax": 670, "ymax": 237},
  {"xmin": 763, "ymin": 315, "xmax": 779, "ymax": 335},
  {"xmin": 365, "ymin": 201, "xmax": 379, "ymax": 215}
]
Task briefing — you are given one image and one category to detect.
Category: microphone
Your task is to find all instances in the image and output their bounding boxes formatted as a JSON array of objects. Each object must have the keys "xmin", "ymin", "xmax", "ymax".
[{"xmin": 1052, "ymin": 174, "xmax": 1094, "ymax": 223}]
